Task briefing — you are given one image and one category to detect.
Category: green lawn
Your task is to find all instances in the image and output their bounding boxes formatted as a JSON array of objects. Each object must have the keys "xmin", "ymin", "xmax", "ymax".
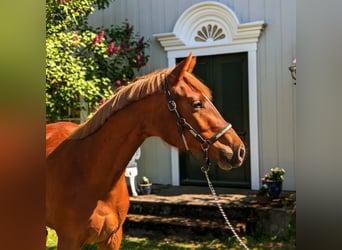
[{"xmin": 46, "ymin": 227, "xmax": 295, "ymax": 250}]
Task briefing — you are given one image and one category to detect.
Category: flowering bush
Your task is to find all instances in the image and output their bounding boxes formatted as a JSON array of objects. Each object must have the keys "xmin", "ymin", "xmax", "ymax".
[
  {"xmin": 46, "ymin": 0, "xmax": 150, "ymax": 122},
  {"xmin": 262, "ymin": 167, "xmax": 285, "ymax": 182}
]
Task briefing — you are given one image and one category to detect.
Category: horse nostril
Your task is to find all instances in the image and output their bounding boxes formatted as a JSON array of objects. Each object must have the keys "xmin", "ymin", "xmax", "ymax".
[{"xmin": 238, "ymin": 144, "xmax": 246, "ymax": 161}]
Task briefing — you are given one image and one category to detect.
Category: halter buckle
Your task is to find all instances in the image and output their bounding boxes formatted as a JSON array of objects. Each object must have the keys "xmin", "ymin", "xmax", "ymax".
[
  {"xmin": 201, "ymin": 142, "xmax": 209, "ymax": 151},
  {"xmin": 168, "ymin": 100, "xmax": 176, "ymax": 111}
]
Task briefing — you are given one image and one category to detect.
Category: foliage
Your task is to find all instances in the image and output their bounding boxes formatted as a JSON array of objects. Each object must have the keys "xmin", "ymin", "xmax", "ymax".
[
  {"xmin": 262, "ymin": 167, "xmax": 286, "ymax": 182},
  {"xmin": 46, "ymin": 0, "xmax": 150, "ymax": 122},
  {"xmin": 257, "ymin": 184, "xmax": 270, "ymax": 196},
  {"xmin": 46, "ymin": 227, "xmax": 58, "ymax": 250},
  {"xmin": 140, "ymin": 176, "xmax": 151, "ymax": 184}
]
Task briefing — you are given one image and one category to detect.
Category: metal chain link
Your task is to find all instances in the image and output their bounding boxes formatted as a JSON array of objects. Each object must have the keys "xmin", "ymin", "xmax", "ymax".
[{"xmin": 202, "ymin": 168, "xmax": 250, "ymax": 250}]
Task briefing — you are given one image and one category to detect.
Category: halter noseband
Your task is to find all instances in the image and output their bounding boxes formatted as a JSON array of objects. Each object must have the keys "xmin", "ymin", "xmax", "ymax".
[{"xmin": 164, "ymin": 76, "xmax": 232, "ymax": 168}]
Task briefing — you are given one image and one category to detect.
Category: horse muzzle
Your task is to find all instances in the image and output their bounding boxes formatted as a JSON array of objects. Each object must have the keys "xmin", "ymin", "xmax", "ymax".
[{"xmin": 217, "ymin": 143, "xmax": 246, "ymax": 170}]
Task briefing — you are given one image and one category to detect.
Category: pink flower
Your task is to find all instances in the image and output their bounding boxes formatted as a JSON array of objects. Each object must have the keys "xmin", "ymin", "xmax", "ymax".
[
  {"xmin": 292, "ymin": 58, "xmax": 296, "ymax": 64},
  {"xmin": 99, "ymin": 98, "xmax": 106, "ymax": 106},
  {"xmin": 92, "ymin": 36, "xmax": 100, "ymax": 46},
  {"xmin": 115, "ymin": 80, "xmax": 122, "ymax": 87},
  {"xmin": 99, "ymin": 31, "xmax": 105, "ymax": 40},
  {"xmin": 135, "ymin": 54, "xmax": 144, "ymax": 67},
  {"xmin": 93, "ymin": 31, "xmax": 105, "ymax": 46},
  {"xmin": 107, "ymin": 42, "xmax": 121, "ymax": 56},
  {"xmin": 59, "ymin": 0, "xmax": 66, "ymax": 4}
]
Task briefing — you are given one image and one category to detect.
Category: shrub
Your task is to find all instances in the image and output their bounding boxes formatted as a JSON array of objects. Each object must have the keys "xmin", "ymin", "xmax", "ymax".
[{"xmin": 46, "ymin": 0, "xmax": 150, "ymax": 122}]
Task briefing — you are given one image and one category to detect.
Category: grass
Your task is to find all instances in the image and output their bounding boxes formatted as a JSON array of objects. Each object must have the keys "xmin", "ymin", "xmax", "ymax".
[
  {"xmin": 46, "ymin": 228, "xmax": 57, "ymax": 250},
  {"xmin": 46, "ymin": 226, "xmax": 296, "ymax": 250}
]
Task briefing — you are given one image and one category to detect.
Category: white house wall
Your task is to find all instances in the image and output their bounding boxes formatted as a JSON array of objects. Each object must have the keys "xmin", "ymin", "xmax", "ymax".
[{"xmin": 89, "ymin": 0, "xmax": 296, "ymax": 190}]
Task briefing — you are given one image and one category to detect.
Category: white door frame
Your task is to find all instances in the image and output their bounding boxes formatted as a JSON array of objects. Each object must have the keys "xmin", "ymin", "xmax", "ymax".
[{"xmin": 154, "ymin": 1, "xmax": 264, "ymax": 190}]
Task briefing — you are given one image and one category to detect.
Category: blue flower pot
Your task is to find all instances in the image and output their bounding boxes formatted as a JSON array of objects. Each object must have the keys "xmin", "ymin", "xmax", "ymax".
[
  {"xmin": 139, "ymin": 184, "xmax": 152, "ymax": 195},
  {"xmin": 264, "ymin": 181, "xmax": 282, "ymax": 198}
]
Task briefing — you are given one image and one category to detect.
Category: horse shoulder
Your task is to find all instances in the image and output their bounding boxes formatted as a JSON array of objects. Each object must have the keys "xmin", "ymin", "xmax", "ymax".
[{"xmin": 46, "ymin": 122, "xmax": 79, "ymax": 156}]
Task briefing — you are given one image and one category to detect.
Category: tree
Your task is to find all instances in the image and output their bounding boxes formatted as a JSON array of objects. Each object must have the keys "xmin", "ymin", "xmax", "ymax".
[{"xmin": 46, "ymin": 0, "xmax": 150, "ymax": 122}]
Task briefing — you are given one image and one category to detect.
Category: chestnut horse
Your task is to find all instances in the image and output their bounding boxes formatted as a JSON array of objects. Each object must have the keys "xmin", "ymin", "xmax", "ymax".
[{"xmin": 46, "ymin": 53, "xmax": 246, "ymax": 249}]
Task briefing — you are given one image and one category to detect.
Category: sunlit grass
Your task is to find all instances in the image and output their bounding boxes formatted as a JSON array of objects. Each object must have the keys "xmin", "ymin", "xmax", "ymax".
[
  {"xmin": 46, "ymin": 227, "xmax": 57, "ymax": 250},
  {"xmin": 46, "ymin": 227, "xmax": 295, "ymax": 250}
]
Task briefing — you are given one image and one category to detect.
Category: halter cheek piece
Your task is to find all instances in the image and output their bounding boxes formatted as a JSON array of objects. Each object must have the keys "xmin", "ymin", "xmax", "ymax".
[{"xmin": 164, "ymin": 77, "xmax": 232, "ymax": 170}]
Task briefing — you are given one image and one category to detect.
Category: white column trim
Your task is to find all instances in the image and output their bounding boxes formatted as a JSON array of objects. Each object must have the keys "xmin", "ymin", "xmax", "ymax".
[{"xmin": 248, "ymin": 51, "xmax": 260, "ymax": 190}]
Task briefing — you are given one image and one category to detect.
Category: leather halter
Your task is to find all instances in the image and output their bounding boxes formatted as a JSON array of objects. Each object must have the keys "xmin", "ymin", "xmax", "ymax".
[{"xmin": 164, "ymin": 76, "xmax": 232, "ymax": 167}]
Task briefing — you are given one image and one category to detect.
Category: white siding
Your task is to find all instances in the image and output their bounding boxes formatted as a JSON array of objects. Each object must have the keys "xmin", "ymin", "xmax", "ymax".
[{"xmin": 89, "ymin": 0, "xmax": 296, "ymax": 190}]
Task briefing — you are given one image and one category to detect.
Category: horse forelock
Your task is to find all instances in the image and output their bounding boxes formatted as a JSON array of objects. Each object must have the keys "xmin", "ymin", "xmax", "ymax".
[
  {"xmin": 69, "ymin": 69, "xmax": 170, "ymax": 140},
  {"xmin": 184, "ymin": 72, "xmax": 212, "ymax": 100}
]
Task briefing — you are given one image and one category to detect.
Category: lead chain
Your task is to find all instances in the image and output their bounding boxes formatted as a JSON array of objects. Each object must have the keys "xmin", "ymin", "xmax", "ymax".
[{"xmin": 203, "ymin": 169, "xmax": 250, "ymax": 250}]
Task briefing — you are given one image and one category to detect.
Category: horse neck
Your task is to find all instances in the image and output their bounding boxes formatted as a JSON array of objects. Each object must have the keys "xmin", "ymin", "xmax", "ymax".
[{"xmin": 73, "ymin": 94, "xmax": 166, "ymax": 190}]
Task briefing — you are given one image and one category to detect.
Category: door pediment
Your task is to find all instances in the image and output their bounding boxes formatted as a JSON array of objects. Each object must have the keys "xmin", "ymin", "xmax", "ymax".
[{"xmin": 154, "ymin": 1, "xmax": 264, "ymax": 50}]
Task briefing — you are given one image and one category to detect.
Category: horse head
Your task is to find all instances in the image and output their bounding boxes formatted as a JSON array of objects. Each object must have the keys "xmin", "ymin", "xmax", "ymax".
[{"xmin": 162, "ymin": 53, "xmax": 246, "ymax": 170}]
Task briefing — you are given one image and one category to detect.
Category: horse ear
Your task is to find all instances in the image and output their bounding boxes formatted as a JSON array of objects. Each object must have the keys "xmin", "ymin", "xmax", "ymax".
[
  {"xmin": 188, "ymin": 55, "xmax": 197, "ymax": 73},
  {"xmin": 169, "ymin": 52, "xmax": 196, "ymax": 83}
]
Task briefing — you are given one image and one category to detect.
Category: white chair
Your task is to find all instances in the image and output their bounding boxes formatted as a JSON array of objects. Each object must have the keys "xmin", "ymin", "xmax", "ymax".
[{"xmin": 125, "ymin": 147, "xmax": 141, "ymax": 196}]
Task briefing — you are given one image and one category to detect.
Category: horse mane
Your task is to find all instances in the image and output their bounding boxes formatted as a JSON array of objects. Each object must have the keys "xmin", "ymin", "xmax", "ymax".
[
  {"xmin": 69, "ymin": 68, "xmax": 170, "ymax": 140},
  {"xmin": 69, "ymin": 67, "xmax": 212, "ymax": 140}
]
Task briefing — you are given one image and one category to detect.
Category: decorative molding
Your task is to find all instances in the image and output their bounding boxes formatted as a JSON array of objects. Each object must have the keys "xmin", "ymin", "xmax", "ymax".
[
  {"xmin": 154, "ymin": 1, "xmax": 264, "ymax": 50},
  {"xmin": 154, "ymin": 1, "xmax": 265, "ymax": 190},
  {"xmin": 194, "ymin": 24, "xmax": 226, "ymax": 42}
]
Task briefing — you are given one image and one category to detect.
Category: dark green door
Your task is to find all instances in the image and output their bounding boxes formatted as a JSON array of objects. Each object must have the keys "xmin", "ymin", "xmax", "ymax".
[{"xmin": 179, "ymin": 53, "xmax": 251, "ymax": 188}]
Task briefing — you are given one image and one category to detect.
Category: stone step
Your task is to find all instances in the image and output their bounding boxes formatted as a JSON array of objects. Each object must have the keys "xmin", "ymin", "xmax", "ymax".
[
  {"xmin": 125, "ymin": 187, "xmax": 296, "ymax": 238},
  {"xmin": 124, "ymin": 213, "xmax": 248, "ymax": 238},
  {"xmin": 128, "ymin": 199, "xmax": 253, "ymax": 222}
]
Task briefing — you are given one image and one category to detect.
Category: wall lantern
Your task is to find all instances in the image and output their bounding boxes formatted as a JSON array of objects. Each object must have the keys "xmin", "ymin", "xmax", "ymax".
[{"xmin": 288, "ymin": 58, "xmax": 296, "ymax": 84}]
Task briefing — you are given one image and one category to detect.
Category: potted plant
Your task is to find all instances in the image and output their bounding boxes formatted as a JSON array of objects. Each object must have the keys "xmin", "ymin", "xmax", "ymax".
[
  {"xmin": 138, "ymin": 176, "xmax": 152, "ymax": 195},
  {"xmin": 261, "ymin": 167, "xmax": 285, "ymax": 198},
  {"xmin": 256, "ymin": 184, "xmax": 271, "ymax": 203}
]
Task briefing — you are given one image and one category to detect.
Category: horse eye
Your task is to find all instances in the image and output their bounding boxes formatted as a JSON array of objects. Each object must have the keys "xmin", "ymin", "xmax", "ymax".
[{"xmin": 192, "ymin": 100, "xmax": 203, "ymax": 109}]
